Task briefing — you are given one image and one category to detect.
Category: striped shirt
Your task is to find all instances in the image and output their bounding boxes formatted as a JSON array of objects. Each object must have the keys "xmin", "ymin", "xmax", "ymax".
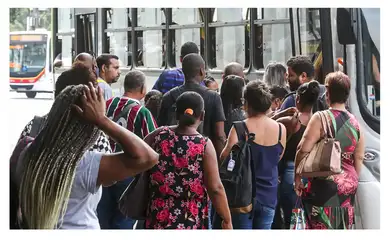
[{"xmin": 106, "ymin": 96, "xmax": 158, "ymax": 152}]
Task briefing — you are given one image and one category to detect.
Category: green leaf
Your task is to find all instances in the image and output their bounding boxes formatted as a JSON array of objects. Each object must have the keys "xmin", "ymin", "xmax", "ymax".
[{"xmin": 318, "ymin": 208, "xmax": 333, "ymax": 229}]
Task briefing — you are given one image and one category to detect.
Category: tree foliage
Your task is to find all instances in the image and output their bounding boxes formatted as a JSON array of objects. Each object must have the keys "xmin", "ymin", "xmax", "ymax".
[{"xmin": 10, "ymin": 8, "xmax": 51, "ymax": 32}]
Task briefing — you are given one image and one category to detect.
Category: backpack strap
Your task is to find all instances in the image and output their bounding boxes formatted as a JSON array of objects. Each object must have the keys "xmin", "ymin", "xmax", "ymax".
[
  {"xmin": 170, "ymin": 86, "xmax": 184, "ymax": 103},
  {"xmin": 30, "ymin": 116, "xmax": 44, "ymax": 138},
  {"xmin": 278, "ymin": 123, "xmax": 282, "ymax": 143},
  {"xmin": 233, "ymin": 121, "xmax": 249, "ymax": 142}
]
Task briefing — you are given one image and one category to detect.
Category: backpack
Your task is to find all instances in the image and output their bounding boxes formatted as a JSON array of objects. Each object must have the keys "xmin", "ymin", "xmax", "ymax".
[
  {"xmin": 166, "ymin": 87, "xmax": 185, "ymax": 127},
  {"xmin": 10, "ymin": 115, "xmax": 45, "ymax": 229},
  {"xmin": 219, "ymin": 121, "xmax": 256, "ymax": 216}
]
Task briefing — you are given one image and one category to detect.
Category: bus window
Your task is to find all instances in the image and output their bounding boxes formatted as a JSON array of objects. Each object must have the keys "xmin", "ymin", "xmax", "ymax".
[
  {"xmin": 57, "ymin": 8, "xmax": 74, "ymax": 66},
  {"xmin": 360, "ymin": 8, "xmax": 380, "ymax": 117},
  {"xmin": 209, "ymin": 8, "xmax": 247, "ymax": 70},
  {"xmin": 10, "ymin": 41, "xmax": 47, "ymax": 73},
  {"xmin": 256, "ymin": 8, "xmax": 292, "ymax": 69},
  {"xmin": 75, "ymin": 14, "xmax": 96, "ymax": 56},
  {"xmin": 295, "ymin": 8, "xmax": 325, "ymax": 82},
  {"xmin": 108, "ymin": 8, "xmax": 128, "ymax": 67},
  {"xmin": 135, "ymin": 8, "xmax": 166, "ymax": 68},
  {"xmin": 171, "ymin": 8, "xmax": 203, "ymax": 68}
]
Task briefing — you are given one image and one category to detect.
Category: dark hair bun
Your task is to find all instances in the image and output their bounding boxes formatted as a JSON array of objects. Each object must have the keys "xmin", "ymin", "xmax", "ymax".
[
  {"xmin": 297, "ymin": 80, "xmax": 320, "ymax": 107},
  {"xmin": 308, "ymin": 80, "xmax": 319, "ymax": 91}
]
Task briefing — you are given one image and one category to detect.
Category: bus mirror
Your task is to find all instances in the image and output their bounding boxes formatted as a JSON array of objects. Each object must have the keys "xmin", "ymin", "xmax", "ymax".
[
  {"xmin": 337, "ymin": 8, "xmax": 356, "ymax": 45},
  {"xmin": 54, "ymin": 60, "xmax": 63, "ymax": 68}
]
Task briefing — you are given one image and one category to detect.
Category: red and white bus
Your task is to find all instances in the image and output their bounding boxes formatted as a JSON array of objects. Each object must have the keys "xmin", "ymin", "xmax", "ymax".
[{"xmin": 9, "ymin": 30, "xmax": 54, "ymax": 98}]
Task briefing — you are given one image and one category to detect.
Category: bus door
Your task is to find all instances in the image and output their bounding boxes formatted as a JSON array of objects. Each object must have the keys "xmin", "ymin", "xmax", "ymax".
[
  {"xmin": 337, "ymin": 8, "xmax": 380, "ymax": 229},
  {"xmin": 74, "ymin": 9, "xmax": 97, "ymax": 55}
]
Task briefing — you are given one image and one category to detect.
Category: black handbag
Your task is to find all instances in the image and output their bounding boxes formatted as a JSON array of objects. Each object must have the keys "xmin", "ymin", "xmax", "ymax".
[{"xmin": 118, "ymin": 171, "xmax": 150, "ymax": 220}]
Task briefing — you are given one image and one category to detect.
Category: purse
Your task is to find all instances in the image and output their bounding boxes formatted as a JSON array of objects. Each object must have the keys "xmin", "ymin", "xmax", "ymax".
[
  {"xmin": 118, "ymin": 171, "xmax": 150, "ymax": 220},
  {"xmin": 296, "ymin": 111, "xmax": 342, "ymax": 178}
]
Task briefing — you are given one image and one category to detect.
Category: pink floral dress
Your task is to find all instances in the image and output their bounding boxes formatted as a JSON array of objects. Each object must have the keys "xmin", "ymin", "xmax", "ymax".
[
  {"xmin": 302, "ymin": 110, "xmax": 361, "ymax": 229},
  {"xmin": 145, "ymin": 127, "xmax": 209, "ymax": 229}
]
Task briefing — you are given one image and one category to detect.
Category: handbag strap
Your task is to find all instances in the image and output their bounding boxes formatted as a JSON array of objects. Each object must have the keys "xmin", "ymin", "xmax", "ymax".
[
  {"xmin": 295, "ymin": 196, "xmax": 303, "ymax": 209},
  {"xmin": 318, "ymin": 111, "xmax": 333, "ymax": 139}
]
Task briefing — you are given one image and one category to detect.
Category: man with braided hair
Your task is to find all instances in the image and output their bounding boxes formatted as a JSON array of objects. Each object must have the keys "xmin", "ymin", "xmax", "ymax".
[{"xmin": 13, "ymin": 82, "xmax": 159, "ymax": 229}]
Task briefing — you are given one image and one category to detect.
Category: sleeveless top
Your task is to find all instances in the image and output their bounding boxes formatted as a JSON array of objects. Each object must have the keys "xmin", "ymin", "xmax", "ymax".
[
  {"xmin": 281, "ymin": 117, "xmax": 307, "ymax": 164},
  {"xmin": 146, "ymin": 127, "xmax": 209, "ymax": 229},
  {"xmin": 251, "ymin": 124, "xmax": 284, "ymax": 208}
]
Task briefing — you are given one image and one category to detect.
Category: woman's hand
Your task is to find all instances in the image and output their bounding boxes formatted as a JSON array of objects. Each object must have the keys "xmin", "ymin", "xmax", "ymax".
[
  {"xmin": 221, "ymin": 219, "xmax": 233, "ymax": 229},
  {"xmin": 73, "ymin": 82, "xmax": 106, "ymax": 126},
  {"xmin": 294, "ymin": 175, "xmax": 304, "ymax": 196}
]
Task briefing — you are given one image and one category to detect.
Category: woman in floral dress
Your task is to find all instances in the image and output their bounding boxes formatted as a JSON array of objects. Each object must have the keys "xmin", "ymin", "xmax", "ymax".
[
  {"xmin": 143, "ymin": 91, "xmax": 232, "ymax": 230},
  {"xmin": 295, "ymin": 72, "xmax": 365, "ymax": 229}
]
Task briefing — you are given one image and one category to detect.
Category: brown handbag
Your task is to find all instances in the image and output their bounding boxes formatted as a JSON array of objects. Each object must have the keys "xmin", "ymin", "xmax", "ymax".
[
  {"xmin": 296, "ymin": 111, "xmax": 342, "ymax": 178},
  {"xmin": 118, "ymin": 171, "xmax": 150, "ymax": 220}
]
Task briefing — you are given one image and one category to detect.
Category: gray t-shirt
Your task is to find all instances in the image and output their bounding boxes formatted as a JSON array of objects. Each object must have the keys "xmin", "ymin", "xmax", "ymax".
[
  {"xmin": 97, "ymin": 78, "xmax": 113, "ymax": 101},
  {"xmin": 58, "ymin": 151, "xmax": 103, "ymax": 229}
]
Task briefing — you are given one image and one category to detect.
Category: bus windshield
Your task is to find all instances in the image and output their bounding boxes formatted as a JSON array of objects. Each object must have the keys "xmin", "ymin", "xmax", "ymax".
[{"xmin": 9, "ymin": 42, "xmax": 47, "ymax": 73}]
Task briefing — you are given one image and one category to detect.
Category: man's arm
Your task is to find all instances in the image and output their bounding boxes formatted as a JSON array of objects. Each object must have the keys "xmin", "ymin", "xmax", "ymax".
[{"xmin": 211, "ymin": 94, "xmax": 227, "ymax": 158}]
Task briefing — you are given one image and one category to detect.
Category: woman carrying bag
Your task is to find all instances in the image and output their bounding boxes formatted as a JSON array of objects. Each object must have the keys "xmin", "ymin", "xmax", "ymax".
[{"xmin": 294, "ymin": 72, "xmax": 365, "ymax": 229}]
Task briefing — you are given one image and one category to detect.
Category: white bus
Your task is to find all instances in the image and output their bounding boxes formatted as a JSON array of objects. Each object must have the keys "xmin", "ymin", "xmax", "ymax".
[
  {"xmin": 9, "ymin": 30, "xmax": 54, "ymax": 98},
  {"xmin": 52, "ymin": 8, "xmax": 380, "ymax": 229}
]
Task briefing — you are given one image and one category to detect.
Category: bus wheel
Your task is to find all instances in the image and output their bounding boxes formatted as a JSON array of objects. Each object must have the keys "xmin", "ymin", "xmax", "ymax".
[{"xmin": 26, "ymin": 92, "xmax": 37, "ymax": 99}]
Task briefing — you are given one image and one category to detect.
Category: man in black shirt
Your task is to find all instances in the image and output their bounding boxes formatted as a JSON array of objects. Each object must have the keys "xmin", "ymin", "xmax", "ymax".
[{"xmin": 158, "ymin": 53, "xmax": 226, "ymax": 157}]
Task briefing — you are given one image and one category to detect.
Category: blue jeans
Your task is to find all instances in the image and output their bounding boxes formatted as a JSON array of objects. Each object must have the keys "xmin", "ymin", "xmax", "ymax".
[
  {"xmin": 213, "ymin": 200, "xmax": 275, "ymax": 229},
  {"xmin": 97, "ymin": 177, "xmax": 136, "ymax": 229},
  {"xmin": 208, "ymin": 201, "xmax": 213, "ymax": 229},
  {"xmin": 279, "ymin": 161, "xmax": 297, "ymax": 228}
]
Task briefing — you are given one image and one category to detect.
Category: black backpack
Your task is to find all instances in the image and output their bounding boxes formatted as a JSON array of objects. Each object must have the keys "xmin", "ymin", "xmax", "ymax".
[
  {"xmin": 166, "ymin": 87, "xmax": 185, "ymax": 127},
  {"xmin": 219, "ymin": 121, "xmax": 256, "ymax": 215}
]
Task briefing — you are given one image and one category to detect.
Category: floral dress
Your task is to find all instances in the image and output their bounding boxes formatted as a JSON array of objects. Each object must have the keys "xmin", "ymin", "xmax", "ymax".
[
  {"xmin": 145, "ymin": 127, "xmax": 209, "ymax": 229},
  {"xmin": 302, "ymin": 109, "xmax": 361, "ymax": 229}
]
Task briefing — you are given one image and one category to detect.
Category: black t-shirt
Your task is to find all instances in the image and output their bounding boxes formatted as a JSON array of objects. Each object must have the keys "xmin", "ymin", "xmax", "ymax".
[
  {"xmin": 224, "ymin": 108, "xmax": 246, "ymax": 136},
  {"xmin": 158, "ymin": 82, "xmax": 226, "ymax": 138}
]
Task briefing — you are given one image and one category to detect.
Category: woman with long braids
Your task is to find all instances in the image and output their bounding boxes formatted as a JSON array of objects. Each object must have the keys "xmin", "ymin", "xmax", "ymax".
[
  {"xmin": 16, "ymin": 82, "xmax": 159, "ymax": 229},
  {"xmin": 17, "ymin": 61, "xmax": 113, "ymax": 154}
]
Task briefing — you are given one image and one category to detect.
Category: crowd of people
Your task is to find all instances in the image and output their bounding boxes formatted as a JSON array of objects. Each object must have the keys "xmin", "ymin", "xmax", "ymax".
[{"xmin": 10, "ymin": 41, "xmax": 365, "ymax": 230}]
